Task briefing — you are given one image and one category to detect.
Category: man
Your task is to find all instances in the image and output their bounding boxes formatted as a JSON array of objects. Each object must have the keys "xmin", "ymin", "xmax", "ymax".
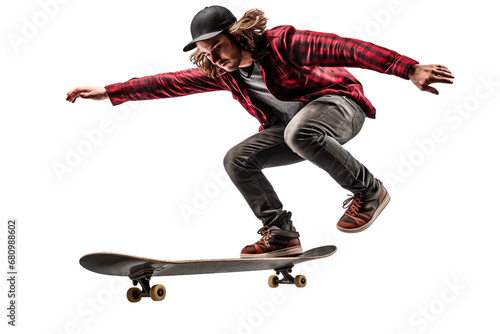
[{"xmin": 66, "ymin": 6, "xmax": 454, "ymax": 258}]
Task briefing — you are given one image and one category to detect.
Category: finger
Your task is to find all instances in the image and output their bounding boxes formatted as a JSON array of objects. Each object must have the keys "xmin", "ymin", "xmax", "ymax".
[
  {"xmin": 421, "ymin": 85, "xmax": 439, "ymax": 95},
  {"xmin": 439, "ymin": 70, "xmax": 454, "ymax": 78},
  {"xmin": 66, "ymin": 88, "xmax": 82, "ymax": 101},
  {"xmin": 67, "ymin": 91, "xmax": 79, "ymax": 100},
  {"xmin": 433, "ymin": 68, "xmax": 454, "ymax": 78},
  {"xmin": 434, "ymin": 65, "xmax": 454, "ymax": 78},
  {"xmin": 438, "ymin": 71, "xmax": 455, "ymax": 79},
  {"xmin": 69, "ymin": 91, "xmax": 83, "ymax": 102},
  {"xmin": 72, "ymin": 91, "xmax": 82, "ymax": 101},
  {"xmin": 435, "ymin": 65, "xmax": 453, "ymax": 74},
  {"xmin": 66, "ymin": 92, "xmax": 77, "ymax": 101},
  {"xmin": 431, "ymin": 75, "xmax": 454, "ymax": 85}
]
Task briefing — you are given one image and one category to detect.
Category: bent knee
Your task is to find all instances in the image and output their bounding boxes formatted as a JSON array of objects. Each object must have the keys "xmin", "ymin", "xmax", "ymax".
[
  {"xmin": 223, "ymin": 145, "xmax": 239, "ymax": 174},
  {"xmin": 223, "ymin": 144, "xmax": 253, "ymax": 177},
  {"xmin": 284, "ymin": 122, "xmax": 319, "ymax": 157}
]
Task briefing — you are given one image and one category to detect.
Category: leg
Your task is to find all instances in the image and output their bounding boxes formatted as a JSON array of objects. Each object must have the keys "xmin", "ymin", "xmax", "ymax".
[
  {"xmin": 284, "ymin": 95, "xmax": 390, "ymax": 232},
  {"xmin": 223, "ymin": 124, "xmax": 304, "ymax": 226},
  {"xmin": 224, "ymin": 125, "xmax": 304, "ymax": 258}
]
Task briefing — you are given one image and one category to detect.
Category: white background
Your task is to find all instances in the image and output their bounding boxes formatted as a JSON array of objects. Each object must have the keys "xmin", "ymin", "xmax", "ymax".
[{"xmin": 1, "ymin": 0, "xmax": 499, "ymax": 333}]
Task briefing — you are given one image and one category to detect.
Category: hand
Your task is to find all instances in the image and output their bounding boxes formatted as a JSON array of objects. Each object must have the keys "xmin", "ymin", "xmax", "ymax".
[
  {"xmin": 66, "ymin": 86, "xmax": 108, "ymax": 103},
  {"xmin": 408, "ymin": 64, "xmax": 454, "ymax": 95}
]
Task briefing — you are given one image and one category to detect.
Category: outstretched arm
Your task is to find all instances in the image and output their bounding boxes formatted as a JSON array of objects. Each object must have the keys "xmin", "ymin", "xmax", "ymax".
[
  {"xmin": 66, "ymin": 68, "xmax": 226, "ymax": 106},
  {"xmin": 408, "ymin": 64, "xmax": 454, "ymax": 95},
  {"xmin": 278, "ymin": 26, "xmax": 455, "ymax": 93}
]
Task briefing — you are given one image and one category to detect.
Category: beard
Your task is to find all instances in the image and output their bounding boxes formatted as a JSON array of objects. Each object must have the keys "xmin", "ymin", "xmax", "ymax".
[
  {"xmin": 220, "ymin": 60, "xmax": 239, "ymax": 72},
  {"xmin": 217, "ymin": 44, "xmax": 243, "ymax": 72}
]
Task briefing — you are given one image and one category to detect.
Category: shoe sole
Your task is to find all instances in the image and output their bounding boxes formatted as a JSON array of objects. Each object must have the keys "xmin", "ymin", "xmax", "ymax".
[
  {"xmin": 240, "ymin": 246, "xmax": 303, "ymax": 259},
  {"xmin": 337, "ymin": 192, "xmax": 391, "ymax": 233}
]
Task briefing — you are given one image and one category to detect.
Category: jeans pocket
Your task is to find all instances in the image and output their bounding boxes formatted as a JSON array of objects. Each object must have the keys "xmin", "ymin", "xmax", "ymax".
[
  {"xmin": 351, "ymin": 107, "xmax": 365, "ymax": 137},
  {"xmin": 341, "ymin": 97, "xmax": 365, "ymax": 138}
]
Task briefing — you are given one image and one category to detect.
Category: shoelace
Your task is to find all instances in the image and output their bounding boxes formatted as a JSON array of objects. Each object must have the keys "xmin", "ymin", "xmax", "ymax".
[
  {"xmin": 343, "ymin": 194, "xmax": 363, "ymax": 216},
  {"xmin": 257, "ymin": 226, "xmax": 272, "ymax": 247},
  {"xmin": 257, "ymin": 226, "xmax": 270, "ymax": 236}
]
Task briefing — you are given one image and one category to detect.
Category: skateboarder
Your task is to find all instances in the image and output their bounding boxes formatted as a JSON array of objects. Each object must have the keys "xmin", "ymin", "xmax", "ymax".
[{"xmin": 66, "ymin": 6, "xmax": 454, "ymax": 258}]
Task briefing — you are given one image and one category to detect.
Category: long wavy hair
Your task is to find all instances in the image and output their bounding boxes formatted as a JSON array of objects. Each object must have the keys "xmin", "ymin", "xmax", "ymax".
[{"xmin": 189, "ymin": 8, "xmax": 269, "ymax": 78}]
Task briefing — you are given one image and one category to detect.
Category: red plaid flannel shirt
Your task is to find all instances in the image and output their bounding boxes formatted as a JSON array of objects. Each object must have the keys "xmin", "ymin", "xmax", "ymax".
[{"xmin": 105, "ymin": 25, "xmax": 418, "ymax": 130}]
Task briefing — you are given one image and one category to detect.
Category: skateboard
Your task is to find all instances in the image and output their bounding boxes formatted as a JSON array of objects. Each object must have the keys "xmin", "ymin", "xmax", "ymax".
[{"xmin": 80, "ymin": 245, "xmax": 336, "ymax": 302}]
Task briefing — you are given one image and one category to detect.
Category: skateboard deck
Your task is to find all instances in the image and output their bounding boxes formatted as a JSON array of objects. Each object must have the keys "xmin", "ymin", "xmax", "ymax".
[{"xmin": 80, "ymin": 245, "xmax": 336, "ymax": 302}]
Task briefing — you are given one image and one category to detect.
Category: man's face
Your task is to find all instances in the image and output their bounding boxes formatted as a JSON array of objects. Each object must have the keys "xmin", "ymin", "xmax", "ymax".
[{"xmin": 196, "ymin": 34, "xmax": 243, "ymax": 72}]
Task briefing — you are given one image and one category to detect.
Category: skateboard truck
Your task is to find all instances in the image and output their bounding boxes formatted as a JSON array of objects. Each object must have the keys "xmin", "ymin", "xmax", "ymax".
[
  {"xmin": 127, "ymin": 269, "xmax": 166, "ymax": 303},
  {"xmin": 268, "ymin": 265, "xmax": 307, "ymax": 288}
]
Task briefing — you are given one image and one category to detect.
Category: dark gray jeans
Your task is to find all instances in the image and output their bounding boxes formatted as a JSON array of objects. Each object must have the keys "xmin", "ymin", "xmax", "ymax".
[{"xmin": 223, "ymin": 95, "xmax": 377, "ymax": 226}]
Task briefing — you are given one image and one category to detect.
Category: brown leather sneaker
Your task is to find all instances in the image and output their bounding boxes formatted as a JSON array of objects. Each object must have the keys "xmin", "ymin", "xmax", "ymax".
[
  {"xmin": 240, "ymin": 225, "xmax": 302, "ymax": 258},
  {"xmin": 337, "ymin": 181, "xmax": 391, "ymax": 233}
]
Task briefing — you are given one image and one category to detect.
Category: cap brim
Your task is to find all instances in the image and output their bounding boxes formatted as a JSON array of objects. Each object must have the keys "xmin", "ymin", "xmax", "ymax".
[{"xmin": 183, "ymin": 30, "xmax": 224, "ymax": 52}]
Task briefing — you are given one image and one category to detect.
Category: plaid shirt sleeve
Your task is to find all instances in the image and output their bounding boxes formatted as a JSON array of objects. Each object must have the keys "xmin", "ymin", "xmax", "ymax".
[
  {"xmin": 278, "ymin": 26, "xmax": 417, "ymax": 79},
  {"xmin": 104, "ymin": 67, "xmax": 226, "ymax": 106}
]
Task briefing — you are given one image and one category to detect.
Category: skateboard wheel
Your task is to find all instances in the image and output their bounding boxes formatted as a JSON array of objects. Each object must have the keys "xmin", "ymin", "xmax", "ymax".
[
  {"xmin": 127, "ymin": 288, "xmax": 142, "ymax": 303},
  {"xmin": 294, "ymin": 275, "xmax": 307, "ymax": 288},
  {"xmin": 150, "ymin": 284, "xmax": 166, "ymax": 301},
  {"xmin": 268, "ymin": 275, "xmax": 279, "ymax": 288}
]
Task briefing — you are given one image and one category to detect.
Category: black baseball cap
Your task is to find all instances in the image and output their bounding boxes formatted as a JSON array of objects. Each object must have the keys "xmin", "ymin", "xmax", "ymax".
[{"xmin": 183, "ymin": 6, "xmax": 237, "ymax": 52}]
